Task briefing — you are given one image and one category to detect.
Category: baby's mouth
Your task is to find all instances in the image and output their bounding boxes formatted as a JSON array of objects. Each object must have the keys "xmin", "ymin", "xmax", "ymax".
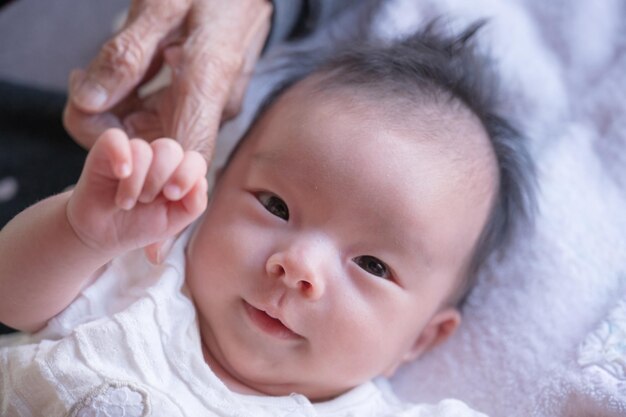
[{"xmin": 243, "ymin": 301, "xmax": 302, "ymax": 340}]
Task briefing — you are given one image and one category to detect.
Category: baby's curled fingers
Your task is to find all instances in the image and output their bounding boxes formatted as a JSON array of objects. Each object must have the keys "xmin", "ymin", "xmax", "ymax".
[
  {"xmin": 115, "ymin": 139, "xmax": 153, "ymax": 210},
  {"xmin": 171, "ymin": 176, "xmax": 209, "ymax": 225},
  {"xmin": 138, "ymin": 139, "xmax": 184, "ymax": 203},
  {"xmin": 143, "ymin": 175, "xmax": 208, "ymax": 264},
  {"xmin": 163, "ymin": 151, "xmax": 208, "ymax": 201},
  {"xmin": 85, "ymin": 128, "xmax": 133, "ymax": 181}
]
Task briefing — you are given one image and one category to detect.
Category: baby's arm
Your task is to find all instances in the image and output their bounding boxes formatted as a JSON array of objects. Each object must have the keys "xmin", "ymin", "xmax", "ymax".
[{"xmin": 0, "ymin": 129, "xmax": 207, "ymax": 332}]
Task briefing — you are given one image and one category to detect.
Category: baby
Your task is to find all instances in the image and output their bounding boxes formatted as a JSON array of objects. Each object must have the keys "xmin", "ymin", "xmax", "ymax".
[{"xmin": 0, "ymin": 24, "xmax": 533, "ymax": 416}]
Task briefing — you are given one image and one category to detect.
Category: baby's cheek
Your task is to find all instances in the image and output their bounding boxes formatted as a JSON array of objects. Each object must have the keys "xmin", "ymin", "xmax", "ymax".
[{"xmin": 320, "ymin": 306, "xmax": 392, "ymax": 374}]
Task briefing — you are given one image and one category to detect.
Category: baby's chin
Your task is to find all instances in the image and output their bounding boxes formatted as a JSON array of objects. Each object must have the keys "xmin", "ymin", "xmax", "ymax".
[
  {"xmin": 245, "ymin": 380, "xmax": 356, "ymax": 403},
  {"xmin": 211, "ymin": 352, "xmax": 360, "ymax": 401}
]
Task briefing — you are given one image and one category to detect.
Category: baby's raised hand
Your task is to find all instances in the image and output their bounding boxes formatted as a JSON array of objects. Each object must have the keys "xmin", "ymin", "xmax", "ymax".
[{"xmin": 67, "ymin": 128, "xmax": 208, "ymax": 257}]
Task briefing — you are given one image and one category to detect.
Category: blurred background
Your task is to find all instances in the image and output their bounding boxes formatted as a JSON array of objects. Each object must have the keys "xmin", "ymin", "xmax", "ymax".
[
  {"xmin": 0, "ymin": 0, "xmax": 128, "ymax": 89},
  {"xmin": 0, "ymin": 0, "xmax": 130, "ymax": 224},
  {"xmin": 0, "ymin": 0, "xmax": 128, "ymax": 333}
]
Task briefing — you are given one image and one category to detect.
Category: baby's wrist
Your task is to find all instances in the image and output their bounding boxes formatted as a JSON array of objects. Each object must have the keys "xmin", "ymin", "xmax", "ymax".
[{"xmin": 64, "ymin": 193, "xmax": 121, "ymax": 260}]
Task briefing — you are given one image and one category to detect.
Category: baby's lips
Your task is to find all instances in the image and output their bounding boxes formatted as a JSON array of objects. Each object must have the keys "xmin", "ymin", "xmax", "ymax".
[{"xmin": 245, "ymin": 300, "xmax": 303, "ymax": 340}]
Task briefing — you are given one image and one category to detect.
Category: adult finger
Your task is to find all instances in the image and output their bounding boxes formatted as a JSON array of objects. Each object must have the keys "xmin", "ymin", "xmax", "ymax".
[
  {"xmin": 64, "ymin": 70, "xmax": 126, "ymax": 149},
  {"xmin": 66, "ymin": 67, "xmax": 166, "ymax": 148},
  {"xmin": 122, "ymin": 86, "xmax": 168, "ymax": 140},
  {"xmin": 123, "ymin": 111, "xmax": 164, "ymax": 141},
  {"xmin": 169, "ymin": 0, "xmax": 272, "ymax": 158},
  {"xmin": 222, "ymin": 4, "xmax": 272, "ymax": 121},
  {"xmin": 70, "ymin": 0, "xmax": 191, "ymax": 113},
  {"xmin": 64, "ymin": 101, "xmax": 125, "ymax": 150}
]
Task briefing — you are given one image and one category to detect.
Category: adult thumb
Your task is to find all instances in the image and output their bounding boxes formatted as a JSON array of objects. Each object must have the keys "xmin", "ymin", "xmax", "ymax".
[{"xmin": 71, "ymin": 2, "xmax": 187, "ymax": 112}]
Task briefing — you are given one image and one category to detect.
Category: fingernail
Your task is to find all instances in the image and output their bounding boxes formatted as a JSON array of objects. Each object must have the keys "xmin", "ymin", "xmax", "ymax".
[
  {"xmin": 118, "ymin": 197, "xmax": 135, "ymax": 210},
  {"xmin": 164, "ymin": 184, "xmax": 181, "ymax": 200},
  {"xmin": 117, "ymin": 163, "xmax": 131, "ymax": 178},
  {"xmin": 75, "ymin": 78, "xmax": 108, "ymax": 110}
]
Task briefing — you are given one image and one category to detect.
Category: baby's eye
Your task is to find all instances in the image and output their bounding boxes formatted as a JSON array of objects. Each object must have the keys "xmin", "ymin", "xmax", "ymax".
[
  {"xmin": 256, "ymin": 192, "xmax": 289, "ymax": 220},
  {"xmin": 353, "ymin": 255, "xmax": 389, "ymax": 279}
]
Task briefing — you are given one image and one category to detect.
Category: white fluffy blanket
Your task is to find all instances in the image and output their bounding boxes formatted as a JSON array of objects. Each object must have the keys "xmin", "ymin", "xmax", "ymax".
[{"xmin": 215, "ymin": 0, "xmax": 626, "ymax": 415}]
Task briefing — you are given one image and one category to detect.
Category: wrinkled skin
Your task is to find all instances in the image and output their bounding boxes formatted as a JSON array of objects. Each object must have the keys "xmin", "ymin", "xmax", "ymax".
[{"xmin": 64, "ymin": 0, "xmax": 272, "ymax": 159}]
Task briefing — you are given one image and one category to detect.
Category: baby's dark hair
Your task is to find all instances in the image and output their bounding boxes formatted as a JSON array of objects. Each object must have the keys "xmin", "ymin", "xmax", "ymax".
[{"xmin": 238, "ymin": 19, "xmax": 536, "ymax": 307}]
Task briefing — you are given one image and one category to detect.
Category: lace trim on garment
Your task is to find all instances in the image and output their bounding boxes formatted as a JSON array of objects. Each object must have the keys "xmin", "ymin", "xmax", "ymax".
[
  {"xmin": 67, "ymin": 380, "xmax": 150, "ymax": 417},
  {"xmin": 578, "ymin": 297, "xmax": 626, "ymax": 393}
]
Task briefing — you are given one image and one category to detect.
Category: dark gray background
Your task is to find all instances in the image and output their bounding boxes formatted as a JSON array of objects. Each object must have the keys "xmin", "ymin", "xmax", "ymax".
[
  {"xmin": 0, "ymin": 0, "xmax": 129, "ymax": 91},
  {"xmin": 0, "ymin": 1, "xmax": 134, "ymax": 333}
]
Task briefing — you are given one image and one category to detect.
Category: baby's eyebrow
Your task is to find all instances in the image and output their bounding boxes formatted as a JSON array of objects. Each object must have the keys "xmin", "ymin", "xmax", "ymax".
[
  {"xmin": 250, "ymin": 150, "xmax": 303, "ymax": 180},
  {"xmin": 251, "ymin": 150, "xmax": 282, "ymax": 165},
  {"xmin": 375, "ymin": 225, "xmax": 431, "ymax": 266}
]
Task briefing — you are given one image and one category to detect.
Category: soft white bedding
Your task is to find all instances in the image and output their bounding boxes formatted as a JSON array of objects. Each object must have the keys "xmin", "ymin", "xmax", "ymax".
[{"xmin": 214, "ymin": 1, "xmax": 626, "ymax": 415}]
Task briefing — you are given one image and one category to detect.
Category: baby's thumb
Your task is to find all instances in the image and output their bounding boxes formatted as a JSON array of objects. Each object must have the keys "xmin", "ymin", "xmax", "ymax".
[{"xmin": 144, "ymin": 237, "xmax": 176, "ymax": 264}]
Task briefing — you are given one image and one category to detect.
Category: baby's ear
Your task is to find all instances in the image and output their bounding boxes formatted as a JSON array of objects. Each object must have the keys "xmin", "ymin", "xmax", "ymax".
[
  {"xmin": 408, "ymin": 307, "xmax": 461, "ymax": 361},
  {"xmin": 384, "ymin": 308, "xmax": 461, "ymax": 377}
]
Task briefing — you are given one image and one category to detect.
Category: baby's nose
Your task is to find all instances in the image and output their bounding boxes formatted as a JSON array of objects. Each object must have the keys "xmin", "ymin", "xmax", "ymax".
[{"xmin": 265, "ymin": 238, "xmax": 332, "ymax": 300}]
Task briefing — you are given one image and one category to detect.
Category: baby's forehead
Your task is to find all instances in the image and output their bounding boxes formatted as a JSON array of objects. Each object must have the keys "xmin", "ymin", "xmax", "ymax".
[
  {"xmin": 247, "ymin": 77, "xmax": 498, "ymax": 201},
  {"xmin": 268, "ymin": 76, "xmax": 496, "ymax": 171},
  {"xmin": 288, "ymin": 75, "xmax": 481, "ymax": 136}
]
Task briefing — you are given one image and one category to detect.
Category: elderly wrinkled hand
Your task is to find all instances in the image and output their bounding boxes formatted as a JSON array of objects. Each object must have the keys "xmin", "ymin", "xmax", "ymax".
[{"xmin": 64, "ymin": 0, "xmax": 272, "ymax": 161}]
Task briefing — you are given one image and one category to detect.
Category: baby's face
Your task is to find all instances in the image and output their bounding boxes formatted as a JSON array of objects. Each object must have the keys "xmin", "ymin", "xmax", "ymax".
[{"xmin": 186, "ymin": 79, "xmax": 496, "ymax": 400}]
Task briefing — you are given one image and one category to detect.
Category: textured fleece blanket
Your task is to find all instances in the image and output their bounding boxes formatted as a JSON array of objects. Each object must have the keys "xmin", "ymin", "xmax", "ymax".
[{"xmin": 214, "ymin": 0, "xmax": 626, "ymax": 416}]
